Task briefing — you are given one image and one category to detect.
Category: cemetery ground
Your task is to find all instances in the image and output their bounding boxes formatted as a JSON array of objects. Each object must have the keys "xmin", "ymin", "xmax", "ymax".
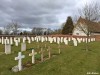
[{"xmin": 0, "ymin": 40, "xmax": 100, "ymax": 75}]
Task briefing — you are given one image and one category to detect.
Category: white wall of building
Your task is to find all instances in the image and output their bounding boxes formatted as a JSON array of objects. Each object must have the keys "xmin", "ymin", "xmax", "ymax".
[
  {"xmin": 73, "ymin": 28, "xmax": 87, "ymax": 36},
  {"xmin": 73, "ymin": 24, "xmax": 87, "ymax": 36}
]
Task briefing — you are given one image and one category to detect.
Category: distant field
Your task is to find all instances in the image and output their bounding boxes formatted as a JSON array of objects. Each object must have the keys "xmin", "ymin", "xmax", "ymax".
[{"xmin": 0, "ymin": 40, "xmax": 100, "ymax": 75}]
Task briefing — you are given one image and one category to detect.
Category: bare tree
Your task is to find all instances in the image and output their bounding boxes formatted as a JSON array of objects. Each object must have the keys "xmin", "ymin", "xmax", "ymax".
[
  {"xmin": 10, "ymin": 21, "xmax": 21, "ymax": 35},
  {"xmin": 4, "ymin": 21, "xmax": 21, "ymax": 35},
  {"xmin": 78, "ymin": 2, "xmax": 100, "ymax": 21},
  {"xmin": 4, "ymin": 25, "xmax": 12, "ymax": 35},
  {"xmin": 78, "ymin": 2, "xmax": 100, "ymax": 51}
]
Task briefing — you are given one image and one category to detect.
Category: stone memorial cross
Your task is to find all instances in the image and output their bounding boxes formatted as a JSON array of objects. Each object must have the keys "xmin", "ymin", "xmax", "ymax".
[
  {"xmin": 15, "ymin": 52, "xmax": 25, "ymax": 71},
  {"xmin": 29, "ymin": 49, "xmax": 37, "ymax": 64}
]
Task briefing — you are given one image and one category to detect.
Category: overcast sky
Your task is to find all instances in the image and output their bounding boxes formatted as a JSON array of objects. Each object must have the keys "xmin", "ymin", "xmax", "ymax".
[{"xmin": 0, "ymin": 0, "xmax": 99, "ymax": 29}]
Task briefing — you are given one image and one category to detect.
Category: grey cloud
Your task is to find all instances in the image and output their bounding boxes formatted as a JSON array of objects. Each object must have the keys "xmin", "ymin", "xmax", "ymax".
[{"xmin": 0, "ymin": 0, "xmax": 99, "ymax": 29}]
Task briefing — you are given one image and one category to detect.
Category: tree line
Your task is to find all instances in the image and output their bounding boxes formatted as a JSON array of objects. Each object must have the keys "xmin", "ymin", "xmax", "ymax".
[{"xmin": 0, "ymin": 16, "xmax": 74, "ymax": 35}]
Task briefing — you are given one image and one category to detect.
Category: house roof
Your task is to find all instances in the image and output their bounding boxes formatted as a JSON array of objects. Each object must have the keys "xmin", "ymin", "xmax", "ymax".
[{"xmin": 76, "ymin": 17, "xmax": 100, "ymax": 33}]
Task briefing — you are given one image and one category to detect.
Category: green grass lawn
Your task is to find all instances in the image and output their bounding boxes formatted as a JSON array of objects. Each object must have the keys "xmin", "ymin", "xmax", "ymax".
[{"xmin": 0, "ymin": 41, "xmax": 100, "ymax": 75}]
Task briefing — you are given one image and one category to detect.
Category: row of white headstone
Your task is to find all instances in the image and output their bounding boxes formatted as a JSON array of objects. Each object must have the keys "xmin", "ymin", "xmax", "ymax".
[
  {"xmin": 32, "ymin": 36, "xmax": 95, "ymax": 46},
  {"xmin": 22, "ymin": 36, "xmax": 95, "ymax": 45},
  {"xmin": 72, "ymin": 37, "xmax": 95, "ymax": 46},
  {"xmin": 0, "ymin": 37, "xmax": 21, "ymax": 46},
  {"xmin": 0, "ymin": 36, "xmax": 96, "ymax": 46},
  {"xmin": 3, "ymin": 36, "xmax": 95, "ymax": 54}
]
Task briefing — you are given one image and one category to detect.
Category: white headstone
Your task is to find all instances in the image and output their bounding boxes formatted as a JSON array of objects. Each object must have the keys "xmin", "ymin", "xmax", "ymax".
[
  {"xmin": 77, "ymin": 38, "xmax": 81, "ymax": 43},
  {"xmin": 14, "ymin": 37, "xmax": 17, "ymax": 42},
  {"xmin": 38, "ymin": 36, "xmax": 41, "ymax": 41},
  {"xmin": 73, "ymin": 39, "xmax": 77, "ymax": 46},
  {"xmin": 60, "ymin": 37, "xmax": 63, "ymax": 43},
  {"xmin": 88, "ymin": 38, "xmax": 91, "ymax": 42},
  {"xmin": 64, "ymin": 37, "xmax": 68, "ymax": 45},
  {"xmin": 93, "ymin": 38, "xmax": 96, "ymax": 41},
  {"xmin": 53, "ymin": 37, "xmax": 56, "ymax": 42},
  {"xmin": 41, "ymin": 37, "xmax": 44, "ymax": 42},
  {"xmin": 5, "ymin": 39, "xmax": 9, "ymax": 44},
  {"xmin": 27, "ymin": 37, "xmax": 31, "ymax": 43},
  {"xmin": 35, "ymin": 37, "xmax": 37, "ymax": 41},
  {"xmin": 45, "ymin": 37, "xmax": 48, "ymax": 41},
  {"xmin": 4, "ymin": 39, "xmax": 7, "ymax": 45},
  {"xmin": 7, "ymin": 39, "xmax": 9, "ymax": 44},
  {"xmin": 0, "ymin": 38, "xmax": 1, "ymax": 43},
  {"xmin": 82, "ymin": 38, "xmax": 85, "ymax": 42},
  {"xmin": 31, "ymin": 37, "xmax": 34, "ymax": 41},
  {"xmin": 5, "ymin": 37, "xmax": 7, "ymax": 40},
  {"xmin": 5, "ymin": 44, "xmax": 11, "ymax": 54},
  {"xmin": 50, "ymin": 38, "xmax": 53, "ymax": 43},
  {"xmin": 15, "ymin": 52, "xmax": 25, "ymax": 71},
  {"xmin": 15, "ymin": 40, "xmax": 18, "ymax": 46},
  {"xmin": 64, "ymin": 40, "xmax": 68, "ymax": 45},
  {"xmin": 10, "ymin": 37, "xmax": 13, "ymax": 45},
  {"xmin": 85, "ymin": 38, "xmax": 87, "ymax": 43},
  {"xmin": 36, "ymin": 37, "xmax": 39, "ymax": 42},
  {"xmin": 21, "ymin": 43, "xmax": 26, "ymax": 51},
  {"xmin": 2, "ymin": 37, "xmax": 4, "ymax": 44},
  {"xmin": 68, "ymin": 37, "xmax": 71, "ymax": 41},
  {"xmin": 18, "ymin": 38, "xmax": 20, "ymax": 42},
  {"xmin": 23, "ymin": 37, "xmax": 26, "ymax": 43},
  {"xmin": 91, "ymin": 38, "xmax": 94, "ymax": 42},
  {"xmin": 57, "ymin": 37, "xmax": 60, "ymax": 44}
]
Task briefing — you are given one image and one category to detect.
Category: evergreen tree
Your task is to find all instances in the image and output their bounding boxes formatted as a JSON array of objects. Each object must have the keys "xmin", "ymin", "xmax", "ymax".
[{"xmin": 62, "ymin": 16, "xmax": 74, "ymax": 35}]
